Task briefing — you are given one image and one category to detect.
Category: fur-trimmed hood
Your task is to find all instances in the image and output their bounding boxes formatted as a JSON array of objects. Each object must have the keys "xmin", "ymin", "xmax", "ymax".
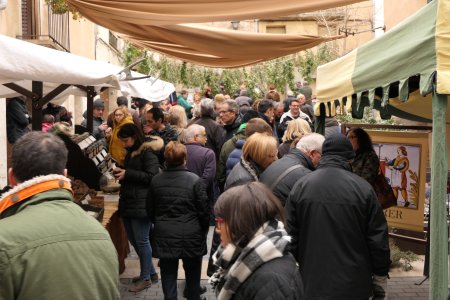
[
  {"xmin": 131, "ymin": 135, "xmax": 164, "ymax": 158},
  {"xmin": 0, "ymin": 174, "xmax": 70, "ymax": 202}
]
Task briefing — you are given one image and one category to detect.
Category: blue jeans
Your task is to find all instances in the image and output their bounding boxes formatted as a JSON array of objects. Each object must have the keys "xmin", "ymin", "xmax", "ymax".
[
  {"xmin": 122, "ymin": 217, "xmax": 156, "ymax": 280},
  {"xmin": 160, "ymin": 257, "xmax": 202, "ymax": 300}
]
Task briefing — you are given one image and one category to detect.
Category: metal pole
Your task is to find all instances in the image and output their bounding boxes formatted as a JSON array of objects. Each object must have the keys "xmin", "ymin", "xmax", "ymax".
[{"xmin": 429, "ymin": 91, "xmax": 448, "ymax": 299}]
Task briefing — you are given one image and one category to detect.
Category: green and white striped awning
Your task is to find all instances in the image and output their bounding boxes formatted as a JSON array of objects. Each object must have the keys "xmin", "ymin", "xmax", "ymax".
[{"xmin": 316, "ymin": 0, "xmax": 450, "ymax": 122}]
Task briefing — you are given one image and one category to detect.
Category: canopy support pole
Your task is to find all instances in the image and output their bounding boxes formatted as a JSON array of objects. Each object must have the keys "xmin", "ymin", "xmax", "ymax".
[
  {"xmin": 31, "ymin": 81, "xmax": 43, "ymax": 131},
  {"xmin": 429, "ymin": 91, "xmax": 448, "ymax": 300}
]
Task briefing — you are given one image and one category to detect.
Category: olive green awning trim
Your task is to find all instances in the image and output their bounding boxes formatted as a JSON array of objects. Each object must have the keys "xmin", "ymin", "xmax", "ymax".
[{"xmin": 399, "ymin": 79, "xmax": 409, "ymax": 102}]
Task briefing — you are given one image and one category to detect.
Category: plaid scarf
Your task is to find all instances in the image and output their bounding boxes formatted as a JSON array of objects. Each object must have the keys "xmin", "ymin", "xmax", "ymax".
[{"xmin": 209, "ymin": 219, "xmax": 291, "ymax": 300}]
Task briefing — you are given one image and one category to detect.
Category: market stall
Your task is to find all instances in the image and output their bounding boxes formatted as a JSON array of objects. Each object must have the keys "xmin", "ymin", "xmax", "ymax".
[{"xmin": 315, "ymin": 1, "xmax": 449, "ymax": 298}]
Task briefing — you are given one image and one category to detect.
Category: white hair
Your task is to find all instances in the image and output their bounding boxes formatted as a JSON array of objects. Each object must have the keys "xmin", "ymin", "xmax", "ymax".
[
  {"xmin": 183, "ymin": 124, "xmax": 205, "ymax": 143},
  {"xmin": 296, "ymin": 133, "xmax": 325, "ymax": 154}
]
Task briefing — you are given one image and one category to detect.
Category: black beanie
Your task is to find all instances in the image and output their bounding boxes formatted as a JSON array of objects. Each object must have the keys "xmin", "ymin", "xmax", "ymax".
[
  {"xmin": 116, "ymin": 96, "xmax": 128, "ymax": 106},
  {"xmin": 241, "ymin": 109, "xmax": 260, "ymax": 123},
  {"xmin": 322, "ymin": 133, "xmax": 355, "ymax": 160}
]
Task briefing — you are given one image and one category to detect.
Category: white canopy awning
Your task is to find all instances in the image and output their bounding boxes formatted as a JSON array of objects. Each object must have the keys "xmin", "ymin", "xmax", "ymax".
[{"xmin": 0, "ymin": 34, "xmax": 174, "ymax": 102}]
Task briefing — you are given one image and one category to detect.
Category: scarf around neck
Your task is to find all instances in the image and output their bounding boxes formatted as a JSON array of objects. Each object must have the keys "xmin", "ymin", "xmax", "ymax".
[{"xmin": 209, "ymin": 219, "xmax": 291, "ymax": 300}]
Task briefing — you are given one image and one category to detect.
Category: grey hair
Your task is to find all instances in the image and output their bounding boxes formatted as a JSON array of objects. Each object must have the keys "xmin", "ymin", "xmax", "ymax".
[
  {"xmin": 296, "ymin": 133, "xmax": 325, "ymax": 154},
  {"xmin": 225, "ymin": 99, "xmax": 239, "ymax": 114},
  {"xmin": 192, "ymin": 103, "xmax": 201, "ymax": 118},
  {"xmin": 183, "ymin": 124, "xmax": 205, "ymax": 143},
  {"xmin": 200, "ymin": 98, "xmax": 215, "ymax": 117}
]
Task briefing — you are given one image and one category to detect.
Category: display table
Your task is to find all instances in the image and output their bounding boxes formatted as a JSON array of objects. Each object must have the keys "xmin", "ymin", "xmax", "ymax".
[{"xmin": 101, "ymin": 193, "xmax": 130, "ymax": 274}]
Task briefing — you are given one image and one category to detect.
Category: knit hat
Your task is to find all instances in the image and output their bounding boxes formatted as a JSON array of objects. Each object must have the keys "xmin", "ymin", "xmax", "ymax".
[
  {"xmin": 93, "ymin": 99, "xmax": 105, "ymax": 109},
  {"xmin": 321, "ymin": 133, "xmax": 355, "ymax": 160},
  {"xmin": 116, "ymin": 96, "xmax": 128, "ymax": 106}
]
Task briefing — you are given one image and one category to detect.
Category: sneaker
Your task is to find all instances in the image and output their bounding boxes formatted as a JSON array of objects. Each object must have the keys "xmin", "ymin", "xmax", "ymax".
[
  {"xmin": 183, "ymin": 285, "xmax": 207, "ymax": 298},
  {"xmin": 128, "ymin": 279, "xmax": 152, "ymax": 293}
]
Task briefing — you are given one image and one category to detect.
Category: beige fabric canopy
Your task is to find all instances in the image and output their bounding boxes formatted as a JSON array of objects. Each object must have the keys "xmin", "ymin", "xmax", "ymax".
[
  {"xmin": 64, "ymin": 0, "xmax": 354, "ymax": 67},
  {"xmin": 66, "ymin": 0, "xmax": 363, "ymax": 25},
  {"xmin": 117, "ymin": 23, "xmax": 340, "ymax": 67}
]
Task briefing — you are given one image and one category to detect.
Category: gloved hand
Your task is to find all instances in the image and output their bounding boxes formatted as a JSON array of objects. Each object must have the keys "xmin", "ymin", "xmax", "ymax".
[{"xmin": 372, "ymin": 274, "xmax": 388, "ymax": 300}]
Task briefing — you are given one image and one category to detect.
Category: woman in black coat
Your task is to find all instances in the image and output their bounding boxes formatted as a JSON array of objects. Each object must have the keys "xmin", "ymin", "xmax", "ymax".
[
  {"xmin": 147, "ymin": 141, "xmax": 210, "ymax": 300},
  {"xmin": 210, "ymin": 182, "xmax": 304, "ymax": 300},
  {"xmin": 113, "ymin": 123, "xmax": 163, "ymax": 293}
]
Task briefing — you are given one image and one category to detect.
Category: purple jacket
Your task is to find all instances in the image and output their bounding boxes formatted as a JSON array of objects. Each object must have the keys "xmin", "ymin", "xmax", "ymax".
[{"xmin": 185, "ymin": 143, "xmax": 216, "ymax": 192}]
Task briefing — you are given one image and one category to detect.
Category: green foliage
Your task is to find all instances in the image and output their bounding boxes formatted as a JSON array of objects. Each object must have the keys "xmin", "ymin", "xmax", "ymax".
[
  {"xmin": 296, "ymin": 44, "xmax": 337, "ymax": 83},
  {"xmin": 336, "ymin": 106, "xmax": 395, "ymax": 125},
  {"xmin": 390, "ymin": 241, "xmax": 421, "ymax": 271},
  {"xmin": 45, "ymin": 0, "xmax": 82, "ymax": 19},
  {"xmin": 122, "ymin": 43, "xmax": 299, "ymax": 96}
]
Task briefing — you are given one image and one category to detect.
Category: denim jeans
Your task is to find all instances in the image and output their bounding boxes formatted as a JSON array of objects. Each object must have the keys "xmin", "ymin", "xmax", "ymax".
[
  {"xmin": 160, "ymin": 257, "xmax": 202, "ymax": 300},
  {"xmin": 122, "ymin": 217, "xmax": 156, "ymax": 280}
]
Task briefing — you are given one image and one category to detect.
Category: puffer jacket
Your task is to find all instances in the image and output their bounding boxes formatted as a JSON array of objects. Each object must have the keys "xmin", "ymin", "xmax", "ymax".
[
  {"xmin": 230, "ymin": 252, "xmax": 304, "ymax": 300},
  {"xmin": 225, "ymin": 139, "xmax": 245, "ymax": 176},
  {"xmin": 285, "ymin": 155, "xmax": 390, "ymax": 299},
  {"xmin": 147, "ymin": 166, "xmax": 210, "ymax": 259},
  {"xmin": 119, "ymin": 136, "xmax": 163, "ymax": 218},
  {"xmin": 260, "ymin": 148, "xmax": 314, "ymax": 206},
  {"xmin": 225, "ymin": 159, "xmax": 261, "ymax": 190},
  {"xmin": 0, "ymin": 175, "xmax": 119, "ymax": 300}
]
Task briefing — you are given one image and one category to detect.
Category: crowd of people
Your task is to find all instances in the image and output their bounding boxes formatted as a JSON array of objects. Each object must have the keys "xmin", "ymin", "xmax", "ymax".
[{"xmin": 0, "ymin": 86, "xmax": 391, "ymax": 300}]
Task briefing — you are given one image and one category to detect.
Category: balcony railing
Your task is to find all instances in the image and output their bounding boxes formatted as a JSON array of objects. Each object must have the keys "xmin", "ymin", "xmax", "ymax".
[{"xmin": 17, "ymin": 5, "xmax": 70, "ymax": 52}]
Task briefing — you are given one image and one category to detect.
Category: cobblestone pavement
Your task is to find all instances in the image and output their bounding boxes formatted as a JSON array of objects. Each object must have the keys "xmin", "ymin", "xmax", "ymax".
[{"xmin": 120, "ymin": 227, "xmax": 434, "ymax": 300}]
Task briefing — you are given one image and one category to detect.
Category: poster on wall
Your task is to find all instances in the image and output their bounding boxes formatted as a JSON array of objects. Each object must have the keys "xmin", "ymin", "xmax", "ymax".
[
  {"xmin": 368, "ymin": 131, "xmax": 429, "ymax": 232},
  {"xmin": 373, "ymin": 143, "xmax": 420, "ymax": 209}
]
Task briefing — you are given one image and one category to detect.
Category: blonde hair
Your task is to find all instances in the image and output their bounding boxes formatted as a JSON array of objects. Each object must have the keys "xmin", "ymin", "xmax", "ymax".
[
  {"xmin": 242, "ymin": 133, "xmax": 278, "ymax": 166},
  {"xmin": 168, "ymin": 105, "xmax": 188, "ymax": 129},
  {"xmin": 282, "ymin": 118, "xmax": 311, "ymax": 143},
  {"xmin": 113, "ymin": 107, "xmax": 131, "ymax": 125},
  {"xmin": 214, "ymin": 93, "xmax": 225, "ymax": 103}
]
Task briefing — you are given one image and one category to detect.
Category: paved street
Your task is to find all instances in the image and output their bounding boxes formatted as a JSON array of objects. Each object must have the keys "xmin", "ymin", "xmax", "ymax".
[{"xmin": 119, "ymin": 227, "xmax": 434, "ymax": 300}]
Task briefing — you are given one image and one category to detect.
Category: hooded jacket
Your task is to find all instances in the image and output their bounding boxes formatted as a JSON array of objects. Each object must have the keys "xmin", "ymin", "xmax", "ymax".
[
  {"xmin": 285, "ymin": 155, "xmax": 390, "ymax": 299},
  {"xmin": 108, "ymin": 116, "xmax": 134, "ymax": 166},
  {"xmin": 119, "ymin": 136, "xmax": 164, "ymax": 218},
  {"xmin": 0, "ymin": 175, "xmax": 119, "ymax": 300}
]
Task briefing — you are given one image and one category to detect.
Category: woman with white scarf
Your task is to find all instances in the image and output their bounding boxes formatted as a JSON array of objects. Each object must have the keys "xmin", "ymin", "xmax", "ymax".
[{"xmin": 209, "ymin": 182, "xmax": 304, "ymax": 300}]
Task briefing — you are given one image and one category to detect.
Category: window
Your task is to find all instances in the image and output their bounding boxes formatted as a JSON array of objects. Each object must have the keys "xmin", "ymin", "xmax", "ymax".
[{"xmin": 266, "ymin": 25, "xmax": 286, "ymax": 34}]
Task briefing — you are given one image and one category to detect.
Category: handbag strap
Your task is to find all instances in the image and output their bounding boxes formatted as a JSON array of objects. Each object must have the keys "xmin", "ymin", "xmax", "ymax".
[{"xmin": 270, "ymin": 164, "xmax": 303, "ymax": 190}]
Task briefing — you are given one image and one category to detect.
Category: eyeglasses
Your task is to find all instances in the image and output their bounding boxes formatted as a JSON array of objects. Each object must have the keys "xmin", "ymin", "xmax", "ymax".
[
  {"xmin": 218, "ymin": 110, "xmax": 232, "ymax": 115},
  {"xmin": 115, "ymin": 113, "xmax": 124, "ymax": 117},
  {"xmin": 195, "ymin": 133, "xmax": 207, "ymax": 137},
  {"xmin": 215, "ymin": 217, "xmax": 225, "ymax": 230}
]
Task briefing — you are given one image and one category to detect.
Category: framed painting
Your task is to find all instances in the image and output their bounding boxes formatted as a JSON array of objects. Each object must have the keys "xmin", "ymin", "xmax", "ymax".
[{"xmin": 368, "ymin": 131, "xmax": 429, "ymax": 232}]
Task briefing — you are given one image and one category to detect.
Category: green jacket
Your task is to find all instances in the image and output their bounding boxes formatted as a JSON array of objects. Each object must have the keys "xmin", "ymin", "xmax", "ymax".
[
  {"xmin": 0, "ymin": 181, "xmax": 119, "ymax": 300},
  {"xmin": 177, "ymin": 95, "xmax": 193, "ymax": 117}
]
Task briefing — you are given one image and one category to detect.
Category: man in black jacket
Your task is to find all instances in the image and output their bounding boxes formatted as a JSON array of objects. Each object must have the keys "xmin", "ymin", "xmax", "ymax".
[
  {"xmin": 260, "ymin": 133, "xmax": 324, "ymax": 206},
  {"xmin": 285, "ymin": 133, "xmax": 390, "ymax": 300}
]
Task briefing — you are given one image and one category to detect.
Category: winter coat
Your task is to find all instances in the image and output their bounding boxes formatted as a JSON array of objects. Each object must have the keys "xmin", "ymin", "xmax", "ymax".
[
  {"xmin": 119, "ymin": 137, "xmax": 163, "ymax": 218},
  {"xmin": 147, "ymin": 124, "xmax": 179, "ymax": 166},
  {"xmin": 223, "ymin": 115, "xmax": 242, "ymax": 143},
  {"xmin": 285, "ymin": 155, "xmax": 390, "ymax": 299},
  {"xmin": 194, "ymin": 116, "xmax": 225, "ymax": 158},
  {"xmin": 225, "ymin": 139, "xmax": 244, "ymax": 176},
  {"xmin": 277, "ymin": 141, "xmax": 292, "ymax": 158},
  {"xmin": 351, "ymin": 149, "xmax": 380, "ymax": 185},
  {"xmin": 231, "ymin": 253, "xmax": 304, "ymax": 300},
  {"xmin": 107, "ymin": 116, "xmax": 134, "ymax": 166},
  {"xmin": 80, "ymin": 111, "xmax": 105, "ymax": 140},
  {"xmin": 260, "ymin": 148, "xmax": 314, "ymax": 206},
  {"xmin": 177, "ymin": 95, "xmax": 193, "ymax": 117},
  {"xmin": 0, "ymin": 175, "xmax": 119, "ymax": 300},
  {"xmin": 186, "ymin": 143, "xmax": 216, "ymax": 193},
  {"xmin": 6, "ymin": 97, "xmax": 30, "ymax": 144},
  {"xmin": 216, "ymin": 129, "xmax": 246, "ymax": 191},
  {"xmin": 147, "ymin": 166, "xmax": 210, "ymax": 259},
  {"xmin": 225, "ymin": 159, "xmax": 261, "ymax": 190}
]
